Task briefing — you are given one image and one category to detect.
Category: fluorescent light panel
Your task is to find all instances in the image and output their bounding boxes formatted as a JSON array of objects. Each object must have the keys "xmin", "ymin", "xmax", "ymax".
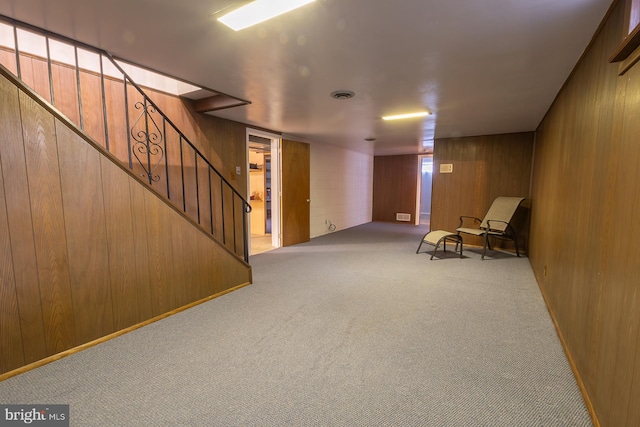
[
  {"xmin": 218, "ymin": 0, "xmax": 316, "ymax": 31},
  {"xmin": 382, "ymin": 111, "xmax": 430, "ymax": 121}
]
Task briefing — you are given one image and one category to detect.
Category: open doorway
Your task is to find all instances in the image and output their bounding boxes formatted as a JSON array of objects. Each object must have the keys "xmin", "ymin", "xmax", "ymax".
[
  {"xmin": 418, "ymin": 155, "xmax": 433, "ymax": 228},
  {"xmin": 247, "ymin": 129, "xmax": 281, "ymax": 255}
]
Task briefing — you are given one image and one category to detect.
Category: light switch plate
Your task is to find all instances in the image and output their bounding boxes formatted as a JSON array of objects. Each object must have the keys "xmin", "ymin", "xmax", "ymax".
[{"xmin": 440, "ymin": 163, "xmax": 453, "ymax": 173}]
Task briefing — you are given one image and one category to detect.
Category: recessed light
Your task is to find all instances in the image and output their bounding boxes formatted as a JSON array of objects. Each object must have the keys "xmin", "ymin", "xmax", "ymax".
[
  {"xmin": 382, "ymin": 111, "xmax": 430, "ymax": 121},
  {"xmin": 218, "ymin": 0, "xmax": 316, "ymax": 31}
]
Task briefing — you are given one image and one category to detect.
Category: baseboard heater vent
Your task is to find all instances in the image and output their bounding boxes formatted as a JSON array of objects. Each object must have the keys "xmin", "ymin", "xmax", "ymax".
[{"xmin": 396, "ymin": 213, "xmax": 411, "ymax": 222}]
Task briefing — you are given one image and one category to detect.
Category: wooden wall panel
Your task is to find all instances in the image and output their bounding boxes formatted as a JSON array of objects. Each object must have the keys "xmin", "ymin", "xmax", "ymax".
[
  {"xmin": 197, "ymin": 156, "xmax": 213, "ymax": 232},
  {"xmin": 210, "ymin": 173, "xmax": 225, "ymax": 244},
  {"xmin": 0, "ymin": 157, "xmax": 24, "ymax": 373},
  {"xmin": 18, "ymin": 56, "xmax": 51, "ymax": 103},
  {"xmin": 529, "ymin": 1, "xmax": 640, "ymax": 425},
  {"xmin": 0, "ymin": 48, "xmax": 18, "ymax": 75},
  {"xmin": 101, "ymin": 158, "xmax": 140, "ymax": 331},
  {"xmin": 1, "ymin": 52, "xmax": 251, "ymax": 262},
  {"xmin": 79, "ymin": 71, "xmax": 107, "ymax": 148},
  {"xmin": 103, "ymin": 78, "xmax": 129, "ymax": 165},
  {"xmin": 0, "ymin": 75, "xmax": 47, "ymax": 364},
  {"xmin": 20, "ymin": 91, "xmax": 76, "ymax": 355},
  {"xmin": 57, "ymin": 121, "xmax": 114, "ymax": 344},
  {"xmin": 144, "ymin": 190, "xmax": 177, "ymax": 316},
  {"xmin": 431, "ymin": 133, "xmax": 534, "ymax": 250},
  {"xmin": 372, "ymin": 154, "xmax": 419, "ymax": 223},
  {"xmin": 597, "ymin": 56, "xmax": 640, "ymax": 427},
  {"xmin": 1, "ymin": 69, "xmax": 252, "ymax": 376},
  {"xmin": 170, "ymin": 218, "xmax": 193, "ymax": 309},
  {"xmin": 51, "ymin": 64, "xmax": 80, "ymax": 124},
  {"xmin": 129, "ymin": 178, "xmax": 154, "ymax": 322}
]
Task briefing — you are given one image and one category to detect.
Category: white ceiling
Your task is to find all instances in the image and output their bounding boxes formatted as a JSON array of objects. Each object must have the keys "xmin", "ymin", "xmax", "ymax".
[{"xmin": 0, "ymin": 0, "xmax": 612, "ymax": 155}]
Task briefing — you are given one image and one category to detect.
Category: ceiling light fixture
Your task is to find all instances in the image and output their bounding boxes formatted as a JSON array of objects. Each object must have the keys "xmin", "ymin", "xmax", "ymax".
[
  {"xmin": 382, "ymin": 111, "xmax": 430, "ymax": 121},
  {"xmin": 218, "ymin": 0, "xmax": 316, "ymax": 31}
]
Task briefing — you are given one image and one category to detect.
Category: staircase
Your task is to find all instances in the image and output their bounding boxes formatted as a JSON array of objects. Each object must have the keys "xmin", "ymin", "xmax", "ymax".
[
  {"xmin": 0, "ymin": 15, "xmax": 251, "ymax": 261},
  {"xmin": 0, "ymin": 17, "xmax": 253, "ymax": 377}
]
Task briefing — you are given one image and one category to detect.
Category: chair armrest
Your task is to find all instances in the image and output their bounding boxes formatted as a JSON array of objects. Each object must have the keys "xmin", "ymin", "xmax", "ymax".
[
  {"xmin": 486, "ymin": 219, "xmax": 509, "ymax": 232},
  {"xmin": 458, "ymin": 216, "xmax": 482, "ymax": 228}
]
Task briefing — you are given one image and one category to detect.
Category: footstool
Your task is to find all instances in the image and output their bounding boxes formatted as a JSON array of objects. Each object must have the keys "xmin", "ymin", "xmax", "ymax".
[{"xmin": 416, "ymin": 230, "xmax": 463, "ymax": 260}]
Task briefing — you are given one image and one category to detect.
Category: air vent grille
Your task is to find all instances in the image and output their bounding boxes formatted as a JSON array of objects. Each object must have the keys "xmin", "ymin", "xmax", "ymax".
[{"xmin": 330, "ymin": 90, "xmax": 355, "ymax": 100}]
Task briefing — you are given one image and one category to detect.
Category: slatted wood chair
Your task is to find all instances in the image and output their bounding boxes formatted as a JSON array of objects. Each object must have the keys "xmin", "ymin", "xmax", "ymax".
[{"xmin": 456, "ymin": 197, "xmax": 525, "ymax": 260}]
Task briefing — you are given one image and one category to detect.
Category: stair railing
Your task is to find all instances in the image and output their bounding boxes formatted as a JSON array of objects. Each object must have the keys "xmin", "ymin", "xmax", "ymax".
[{"xmin": 0, "ymin": 16, "xmax": 251, "ymax": 261}]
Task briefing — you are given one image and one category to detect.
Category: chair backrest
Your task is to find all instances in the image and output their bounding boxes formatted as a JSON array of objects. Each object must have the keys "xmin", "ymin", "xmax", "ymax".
[{"xmin": 480, "ymin": 197, "xmax": 525, "ymax": 231}]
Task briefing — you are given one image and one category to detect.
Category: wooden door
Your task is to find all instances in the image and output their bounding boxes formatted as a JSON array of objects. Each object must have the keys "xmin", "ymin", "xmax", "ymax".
[{"xmin": 281, "ymin": 139, "xmax": 310, "ymax": 246}]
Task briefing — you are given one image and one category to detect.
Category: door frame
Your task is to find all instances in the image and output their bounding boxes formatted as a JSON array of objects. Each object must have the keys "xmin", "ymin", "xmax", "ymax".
[
  {"xmin": 246, "ymin": 128, "xmax": 281, "ymax": 253},
  {"xmin": 416, "ymin": 154, "xmax": 434, "ymax": 226}
]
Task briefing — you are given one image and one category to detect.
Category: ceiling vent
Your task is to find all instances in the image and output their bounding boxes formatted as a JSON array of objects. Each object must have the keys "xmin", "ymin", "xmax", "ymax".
[{"xmin": 330, "ymin": 90, "xmax": 355, "ymax": 100}]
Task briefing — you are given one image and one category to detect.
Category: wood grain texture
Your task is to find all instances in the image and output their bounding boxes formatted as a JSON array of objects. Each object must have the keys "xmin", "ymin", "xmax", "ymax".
[
  {"xmin": 0, "ymin": 73, "xmax": 47, "ymax": 364},
  {"xmin": 529, "ymin": 2, "xmax": 640, "ymax": 426},
  {"xmin": 18, "ymin": 55, "xmax": 51, "ymax": 103},
  {"xmin": 20, "ymin": 91, "xmax": 76, "ymax": 355},
  {"xmin": 50, "ymin": 62, "xmax": 80, "ymax": 124},
  {"xmin": 0, "ymin": 154, "xmax": 25, "ymax": 373},
  {"xmin": 144, "ymin": 190, "xmax": 177, "ymax": 316},
  {"xmin": 1, "ymin": 66, "xmax": 252, "ymax": 376},
  {"xmin": 431, "ymin": 133, "xmax": 533, "ymax": 250},
  {"xmin": 101, "ymin": 157, "xmax": 140, "ymax": 331},
  {"xmin": 128, "ymin": 177, "xmax": 154, "ymax": 322},
  {"xmin": 79, "ymin": 70, "xmax": 107, "ymax": 148},
  {"xmin": 282, "ymin": 139, "xmax": 310, "ymax": 246},
  {"xmin": 103, "ymin": 78, "xmax": 129, "ymax": 165},
  {"xmin": 0, "ymin": 48, "xmax": 19, "ymax": 75},
  {"xmin": 372, "ymin": 154, "xmax": 419, "ymax": 223},
  {"xmin": 57, "ymin": 120, "xmax": 114, "ymax": 344}
]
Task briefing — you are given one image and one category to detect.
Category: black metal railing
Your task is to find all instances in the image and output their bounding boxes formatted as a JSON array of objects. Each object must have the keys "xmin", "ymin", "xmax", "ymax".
[{"xmin": 0, "ymin": 16, "xmax": 251, "ymax": 261}]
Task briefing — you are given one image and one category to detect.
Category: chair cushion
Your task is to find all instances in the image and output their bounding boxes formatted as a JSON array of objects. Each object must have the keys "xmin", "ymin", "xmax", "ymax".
[
  {"xmin": 456, "ymin": 227, "xmax": 486, "ymax": 236},
  {"xmin": 423, "ymin": 230, "xmax": 458, "ymax": 245}
]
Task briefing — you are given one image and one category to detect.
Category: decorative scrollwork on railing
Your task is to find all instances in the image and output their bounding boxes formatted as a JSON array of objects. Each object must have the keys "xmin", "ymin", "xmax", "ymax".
[{"xmin": 130, "ymin": 99, "xmax": 165, "ymax": 184}]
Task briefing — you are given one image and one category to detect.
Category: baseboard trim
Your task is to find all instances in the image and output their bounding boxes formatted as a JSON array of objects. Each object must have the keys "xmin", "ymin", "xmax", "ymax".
[
  {"xmin": 0, "ymin": 282, "xmax": 252, "ymax": 382},
  {"xmin": 535, "ymin": 278, "xmax": 600, "ymax": 427}
]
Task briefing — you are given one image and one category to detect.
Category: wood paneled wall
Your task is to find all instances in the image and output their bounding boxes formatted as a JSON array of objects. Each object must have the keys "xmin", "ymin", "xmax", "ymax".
[
  {"xmin": 372, "ymin": 154, "xmax": 419, "ymax": 223},
  {"xmin": 0, "ymin": 70, "xmax": 251, "ymax": 376},
  {"xmin": 0, "ymin": 49, "xmax": 247, "ymax": 198},
  {"xmin": 0, "ymin": 49, "xmax": 250, "ymax": 256},
  {"xmin": 530, "ymin": 1, "xmax": 640, "ymax": 426},
  {"xmin": 431, "ymin": 133, "xmax": 534, "ymax": 250}
]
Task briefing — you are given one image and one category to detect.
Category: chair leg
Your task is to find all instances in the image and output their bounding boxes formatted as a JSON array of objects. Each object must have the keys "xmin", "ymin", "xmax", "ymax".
[
  {"xmin": 416, "ymin": 235, "xmax": 426, "ymax": 254},
  {"xmin": 481, "ymin": 233, "xmax": 488, "ymax": 260},
  {"xmin": 430, "ymin": 240, "xmax": 443, "ymax": 260},
  {"xmin": 513, "ymin": 234, "xmax": 520, "ymax": 257},
  {"xmin": 458, "ymin": 236, "xmax": 463, "ymax": 258}
]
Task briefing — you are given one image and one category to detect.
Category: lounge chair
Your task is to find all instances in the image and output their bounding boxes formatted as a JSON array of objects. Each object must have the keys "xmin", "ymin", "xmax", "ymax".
[{"xmin": 456, "ymin": 197, "xmax": 525, "ymax": 260}]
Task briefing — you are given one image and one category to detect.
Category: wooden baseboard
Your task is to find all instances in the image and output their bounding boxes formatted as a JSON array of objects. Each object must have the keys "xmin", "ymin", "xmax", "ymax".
[
  {"xmin": 535, "ymin": 276, "xmax": 600, "ymax": 427},
  {"xmin": 0, "ymin": 282, "xmax": 251, "ymax": 382}
]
